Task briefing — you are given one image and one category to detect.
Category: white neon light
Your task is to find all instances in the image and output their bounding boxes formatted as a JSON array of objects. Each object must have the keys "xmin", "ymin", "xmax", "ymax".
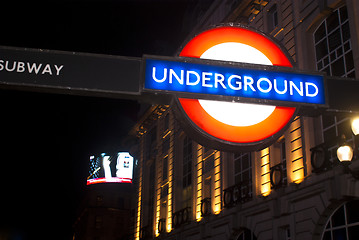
[
  {"xmin": 199, "ymin": 101, "xmax": 275, "ymax": 126},
  {"xmin": 103, "ymin": 156, "xmax": 112, "ymax": 179},
  {"xmin": 200, "ymin": 42, "xmax": 272, "ymax": 65},
  {"xmin": 198, "ymin": 42, "xmax": 275, "ymax": 127},
  {"xmin": 116, "ymin": 152, "xmax": 134, "ymax": 180}
]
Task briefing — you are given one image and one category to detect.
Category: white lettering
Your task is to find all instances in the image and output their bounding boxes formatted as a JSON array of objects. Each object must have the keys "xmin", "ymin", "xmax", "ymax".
[
  {"xmin": 169, "ymin": 69, "xmax": 184, "ymax": 84},
  {"xmin": 305, "ymin": 82, "xmax": 318, "ymax": 97},
  {"xmin": 243, "ymin": 76, "xmax": 256, "ymax": 91},
  {"xmin": 5, "ymin": 61, "xmax": 16, "ymax": 72},
  {"xmin": 186, "ymin": 71, "xmax": 200, "ymax": 86},
  {"xmin": 0, "ymin": 60, "xmax": 4, "ymax": 71},
  {"xmin": 257, "ymin": 77, "xmax": 272, "ymax": 93},
  {"xmin": 289, "ymin": 81, "xmax": 304, "ymax": 96},
  {"xmin": 152, "ymin": 67, "xmax": 167, "ymax": 83},
  {"xmin": 202, "ymin": 72, "xmax": 213, "ymax": 87},
  {"xmin": 273, "ymin": 79, "xmax": 287, "ymax": 94},
  {"xmin": 54, "ymin": 65, "xmax": 64, "ymax": 76},
  {"xmin": 228, "ymin": 75, "xmax": 241, "ymax": 90},
  {"xmin": 17, "ymin": 62, "xmax": 25, "ymax": 73},
  {"xmin": 41, "ymin": 64, "xmax": 52, "ymax": 75},
  {"xmin": 214, "ymin": 73, "xmax": 226, "ymax": 89},
  {"xmin": 147, "ymin": 65, "xmax": 321, "ymax": 103},
  {"xmin": 27, "ymin": 63, "xmax": 42, "ymax": 74}
]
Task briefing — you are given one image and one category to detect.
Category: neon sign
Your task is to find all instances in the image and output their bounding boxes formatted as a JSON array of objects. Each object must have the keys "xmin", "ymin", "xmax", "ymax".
[
  {"xmin": 87, "ymin": 152, "xmax": 134, "ymax": 185},
  {"xmin": 169, "ymin": 25, "xmax": 310, "ymax": 151},
  {"xmin": 144, "ymin": 56, "xmax": 325, "ymax": 105}
]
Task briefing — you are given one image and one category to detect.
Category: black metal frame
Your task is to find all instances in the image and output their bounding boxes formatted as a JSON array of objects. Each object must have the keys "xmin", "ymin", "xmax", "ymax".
[
  {"xmin": 200, "ymin": 198, "xmax": 211, "ymax": 217},
  {"xmin": 172, "ymin": 207, "xmax": 191, "ymax": 229},
  {"xmin": 223, "ymin": 181, "xmax": 252, "ymax": 208},
  {"xmin": 270, "ymin": 163, "xmax": 284, "ymax": 189}
]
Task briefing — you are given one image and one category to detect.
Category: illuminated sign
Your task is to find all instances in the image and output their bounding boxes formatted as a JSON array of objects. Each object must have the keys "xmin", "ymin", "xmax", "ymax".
[
  {"xmin": 144, "ymin": 56, "xmax": 325, "ymax": 106},
  {"xmin": 171, "ymin": 25, "xmax": 309, "ymax": 151},
  {"xmin": 87, "ymin": 152, "xmax": 134, "ymax": 185}
]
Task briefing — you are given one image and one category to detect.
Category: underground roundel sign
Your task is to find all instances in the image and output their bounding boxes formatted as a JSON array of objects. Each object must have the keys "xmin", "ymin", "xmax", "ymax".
[{"xmin": 173, "ymin": 25, "xmax": 297, "ymax": 152}]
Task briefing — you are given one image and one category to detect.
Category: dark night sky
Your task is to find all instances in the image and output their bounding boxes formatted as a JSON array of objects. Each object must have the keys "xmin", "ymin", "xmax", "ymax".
[{"xmin": 0, "ymin": 1, "xmax": 209, "ymax": 239}]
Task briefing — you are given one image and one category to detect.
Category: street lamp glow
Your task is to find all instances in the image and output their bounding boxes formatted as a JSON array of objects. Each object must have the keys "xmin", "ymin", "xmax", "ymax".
[
  {"xmin": 351, "ymin": 117, "xmax": 359, "ymax": 135},
  {"xmin": 337, "ymin": 145, "xmax": 353, "ymax": 162}
]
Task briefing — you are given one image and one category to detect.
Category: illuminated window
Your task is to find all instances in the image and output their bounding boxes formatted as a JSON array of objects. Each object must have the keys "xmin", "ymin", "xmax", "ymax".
[
  {"xmin": 321, "ymin": 200, "xmax": 359, "ymax": 239},
  {"xmin": 234, "ymin": 152, "xmax": 253, "ymax": 200},
  {"xmin": 314, "ymin": 6, "xmax": 355, "ymax": 78}
]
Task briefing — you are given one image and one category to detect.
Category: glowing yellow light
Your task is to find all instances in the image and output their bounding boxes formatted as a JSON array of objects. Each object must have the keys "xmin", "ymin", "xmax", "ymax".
[
  {"xmin": 260, "ymin": 148, "xmax": 271, "ymax": 196},
  {"xmin": 292, "ymin": 169, "xmax": 304, "ymax": 184},
  {"xmin": 213, "ymin": 150, "xmax": 221, "ymax": 215},
  {"xmin": 167, "ymin": 224, "xmax": 172, "ymax": 232},
  {"xmin": 214, "ymin": 204, "xmax": 221, "ymax": 214},
  {"xmin": 351, "ymin": 117, "xmax": 359, "ymax": 135},
  {"xmin": 261, "ymin": 187, "xmax": 271, "ymax": 196},
  {"xmin": 196, "ymin": 144, "xmax": 203, "ymax": 222}
]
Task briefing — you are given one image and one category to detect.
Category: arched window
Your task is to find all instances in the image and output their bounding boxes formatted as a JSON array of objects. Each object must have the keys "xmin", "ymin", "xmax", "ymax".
[
  {"xmin": 321, "ymin": 200, "xmax": 359, "ymax": 239},
  {"xmin": 236, "ymin": 228, "xmax": 257, "ymax": 240},
  {"xmin": 313, "ymin": 6, "xmax": 356, "ymax": 163},
  {"xmin": 314, "ymin": 6, "xmax": 355, "ymax": 78}
]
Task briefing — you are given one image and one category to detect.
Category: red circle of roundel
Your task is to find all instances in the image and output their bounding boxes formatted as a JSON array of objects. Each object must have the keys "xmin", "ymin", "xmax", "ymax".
[{"xmin": 178, "ymin": 26, "xmax": 296, "ymax": 143}]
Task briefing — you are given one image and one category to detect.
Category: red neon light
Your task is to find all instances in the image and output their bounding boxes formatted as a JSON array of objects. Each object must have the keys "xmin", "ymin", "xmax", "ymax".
[
  {"xmin": 86, "ymin": 177, "xmax": 132, "ymax": 185},
  {"xmin": 180, "ymin": 26, "xmax": 292, "ymax": 67},
  {"xmin": 179, "ymin": 26, "xmax": 296, "ymax": 143}
]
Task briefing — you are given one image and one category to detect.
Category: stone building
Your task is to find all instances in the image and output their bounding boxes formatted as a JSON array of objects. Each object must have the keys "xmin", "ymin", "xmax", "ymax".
[{"xmin": 133, "ymin": 0, "xmax": 359, "ymax": 239}]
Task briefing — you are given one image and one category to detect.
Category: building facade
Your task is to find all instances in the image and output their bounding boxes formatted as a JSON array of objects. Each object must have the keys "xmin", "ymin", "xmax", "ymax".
[
  {"xmin": 73, "ymin": 184, "xmax": 133, "ymax": 240},
  {"xmin": 133, "ymin": 0, "xmax": 359, "ymax": 239}
]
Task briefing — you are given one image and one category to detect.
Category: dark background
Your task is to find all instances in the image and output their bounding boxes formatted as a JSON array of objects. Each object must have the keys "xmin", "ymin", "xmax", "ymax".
[{"xmin": 0, "ymin": 1, "xmax": 211, "ymax": 239}]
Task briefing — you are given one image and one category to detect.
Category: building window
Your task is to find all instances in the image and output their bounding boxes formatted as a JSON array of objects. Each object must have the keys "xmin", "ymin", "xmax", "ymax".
[
  {"xmin": 314, "ymin": 6, "xmax": 355, "ymax": 78},
  {"xmin": 280, "ymin": 226, "xmax": 291, "ymax": 240},
  {"xmin": 203, "ymin": 154, "xmax": 215, "ymax": 174},
  {"xmin": 280, "ymin": 140, "xmax": 288, "ymax": 185},
  {"xmin": 146, "ymin": 126, "xmax": 157, "ymax": 159},
  {"xmin": 183, "ymin": 136, "xmax": 192, "ymax": 188},
  {"xmin": 314, "ymin": 6, "xmax": 355, "ymax": 162},
  {"xmin": 267, "ymin": 4, "xmax": 278, "ymax": 32},
  {"xmin": 163, "ymin": 113, "xmax": 169, "ymax": 132},
  {"xmin": 234, "ymin": 152, "xmax": 252, "ymax": 199},
  {"xmin": 162, "ymin": 136, "xmax": 170, "ymax": 155},
  {"xmin": 161, "ymin": 184, "xmax": 169, "ymax": 199},
  {"xmin": 236, "ymin": 228, "xmax": 257, "ymax": 240},
  {"xmin": 321, "ymin": 200, "xmax": 359, "ymax": 240},
  {"xmin": 162, "ymin": 156, "xmax": 168, "ymax": 181},
  {"xmin": 321, "ymin": 115, "xmax": 353, "ymax": 162}
]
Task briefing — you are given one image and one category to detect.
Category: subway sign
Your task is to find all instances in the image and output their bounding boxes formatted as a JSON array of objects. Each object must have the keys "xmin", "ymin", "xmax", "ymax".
[
  {"xmin": 149, "ymin": 25, "xmax": 326, "ymax": 152},
  {"xmin": 143, "ymin": 56, "xmax": 326, "ymax": 106}
]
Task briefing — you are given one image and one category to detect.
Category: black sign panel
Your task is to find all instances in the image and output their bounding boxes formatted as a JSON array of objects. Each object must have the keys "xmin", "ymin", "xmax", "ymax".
[{"xmin": 0, "ymin": 46, "xmax": 141, "ymax": 97}]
